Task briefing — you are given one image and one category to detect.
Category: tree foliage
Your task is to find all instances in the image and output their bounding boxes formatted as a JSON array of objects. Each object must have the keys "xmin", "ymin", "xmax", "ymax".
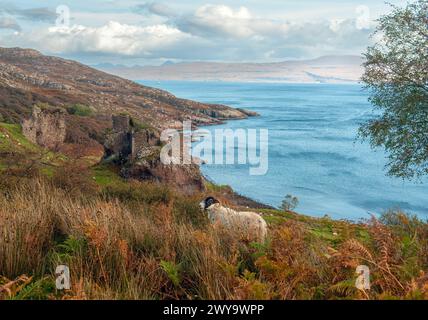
[
  {"xmin": 281, "ymin": 194, "xmax": 299, "ymax": 211},
  {"xmin": 359, "ymin": 0, "xmax": 428, "ymax": 179}
]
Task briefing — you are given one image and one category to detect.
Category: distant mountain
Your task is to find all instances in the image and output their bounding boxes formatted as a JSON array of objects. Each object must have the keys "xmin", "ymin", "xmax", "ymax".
[
  {"xmin": 162, "ymin": 60, "xmax": 176, "ymax": 66},
  {"xmin": 96, "ymin": 55, "xmax": 364, "ymax": 83}
]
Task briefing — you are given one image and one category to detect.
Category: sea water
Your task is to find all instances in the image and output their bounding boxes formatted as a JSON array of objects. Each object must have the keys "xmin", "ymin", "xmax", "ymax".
[{"xmin": 139, "ymin": 81, "xmax": 428, "ymax": 220}]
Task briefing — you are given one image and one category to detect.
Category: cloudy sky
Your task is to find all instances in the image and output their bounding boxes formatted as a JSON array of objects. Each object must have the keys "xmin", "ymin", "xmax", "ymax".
[{"xmin": 0, "ymin": 0, "xmax": 406, "ymax": 65}]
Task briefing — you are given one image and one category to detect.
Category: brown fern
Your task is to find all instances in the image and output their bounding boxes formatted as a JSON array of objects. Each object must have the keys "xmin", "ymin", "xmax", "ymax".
[
  {"xmin": 370, "ymin": 216, "xmax": 393, "ymax": 272},
  {"xmin": 342, "ymin": 239, "xmax": 374, "ymax": 262}
]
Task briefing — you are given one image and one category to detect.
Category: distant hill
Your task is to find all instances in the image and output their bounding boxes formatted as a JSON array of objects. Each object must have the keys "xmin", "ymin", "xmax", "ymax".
[
  {"xmin": 0, "ymin": 47, "xmax": 253, "ymax": 130},
  {"xmin": 96, "ymin": 55, "xmax": 364, "ymax": 83}
]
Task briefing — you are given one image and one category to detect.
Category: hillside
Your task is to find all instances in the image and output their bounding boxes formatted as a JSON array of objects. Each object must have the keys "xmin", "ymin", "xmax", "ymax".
[
  {"xmin": 0, "ymin": 140, "xmax": 427, "ymax": 300},
  {"xmin": 96, "ymin": 55, "xmax": 364, "ymax": 83},
  {"xmin": 0, "ymin": 47, "xmax": 254, "ymax": 129}
]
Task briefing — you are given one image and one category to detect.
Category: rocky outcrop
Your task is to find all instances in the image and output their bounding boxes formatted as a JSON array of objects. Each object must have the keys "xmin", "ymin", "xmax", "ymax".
[
  {"xmin": 0, "ymin": 62, "xmax": 70, "ymax": 90},
  {"xmin": 105, "ymin": 114, "xmax": 205, "ymax": 193},
  {"xmin": 199, "ymin": 107, "xmax": 259, "ymax": 120},
  {"xmin": 122, "ymin": 161, "xmax": 205, "ymax": 194},
  {"xmin": 236, "ymin": 108, "xmax": 259, "ymax": 117},
  {"xmin": 22, "ymin": 105, "xmax": 66, "ymax": 150}
]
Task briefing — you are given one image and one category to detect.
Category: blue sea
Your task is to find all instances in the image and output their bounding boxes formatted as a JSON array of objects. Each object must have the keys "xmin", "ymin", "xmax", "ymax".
[{"xmin": 139, "ymin": 81, "xmax": 428, "ymax": 221}]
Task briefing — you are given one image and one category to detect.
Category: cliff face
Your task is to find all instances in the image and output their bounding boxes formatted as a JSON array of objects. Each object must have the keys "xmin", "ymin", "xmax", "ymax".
[{"xmin": 22, "ymin": 106, "xmax": 66, "ymax": 150}]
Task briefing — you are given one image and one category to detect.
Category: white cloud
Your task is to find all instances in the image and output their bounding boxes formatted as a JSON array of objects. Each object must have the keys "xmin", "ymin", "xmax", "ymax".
[
  {"xmin": 31, "ymin": 21, "xmax": 190, "ymax": 56},
  {"xmin": 5, "ymin": 4, "xmax": 375, "ymax": 62},
  {"xmin": 0, "ymin": 16, "xmax": 21, "ymax": 31},
  {"xmin": 329, "ymin": 19, "xmax": 346, "ymax": 32},
  {"xmin": 174, "ymin": 4, "xmax": 370, "ymax": 46},
  {"xmin": 136, "ymin": 2, "xmax": 176, "ymax": 18},
  {"xmin": 0, "ymin": 5, "xmax": 56, "ymax": 22},
  {"xmin": 176, "ymin": 5, "xmax": 258, "ymax": 38},
  {"xmin": 195, "ymin": 4, "xmax": 252, "ymax": 20}
]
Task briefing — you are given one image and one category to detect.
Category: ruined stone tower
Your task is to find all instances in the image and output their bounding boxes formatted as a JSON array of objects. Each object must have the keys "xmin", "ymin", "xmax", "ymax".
[
  {"xmin": 22, "ymin": 105, "xmax": 66, "ymax": 150},
  {"xmin": 104, "ymin": 114, "xmax": 204, "ymax": 194},
  {"xmin": 105, "ymin": 114, "xmax": 160, "ymax": 162}
]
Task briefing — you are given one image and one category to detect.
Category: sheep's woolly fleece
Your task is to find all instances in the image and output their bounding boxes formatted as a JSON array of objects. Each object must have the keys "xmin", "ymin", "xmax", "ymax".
[{"xmin": 205, "ymin": 203, "xmax": 267, "ymax": 243}]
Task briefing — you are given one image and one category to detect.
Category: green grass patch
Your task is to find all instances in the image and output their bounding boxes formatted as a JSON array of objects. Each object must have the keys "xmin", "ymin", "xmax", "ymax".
[
  {"xmin": 0, "ymin": 123, "xmax": 68, "ymax": 174},
  {"xmin": 259, "ymin": 207, "xmax": 371, "ymax": 247},
  {"xmin": 66, "ymin": 104, "xmax": 94, "ymax": 117},
  {"xmin": 40, "ymin": 166, "xmax": 56, "ymax": 178},
  {"xmin": 92, "ymin": 163, "xmax": 127, "ymax": 188},
  {"xmin": 205, "ymin": 181, "xmax": 233, "ymax": 193},
  {"xmin": 0, "ymin": 123, "xmax": 39, "ymax": 153},
  {"xmin": 309, "ymin": 227, "xmax": 338, "ymax": 242}
]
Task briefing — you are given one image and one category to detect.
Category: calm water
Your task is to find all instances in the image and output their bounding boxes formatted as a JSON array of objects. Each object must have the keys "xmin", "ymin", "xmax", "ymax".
[{"xmin": 139, "ymin": 81, "xmax": 428, "ymax": 220}]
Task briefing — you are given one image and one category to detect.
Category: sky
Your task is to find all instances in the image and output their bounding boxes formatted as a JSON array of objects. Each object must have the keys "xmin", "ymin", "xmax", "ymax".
[{"xmin": 0, "ymin": 0, "xmax": 407, "ymax": 66}]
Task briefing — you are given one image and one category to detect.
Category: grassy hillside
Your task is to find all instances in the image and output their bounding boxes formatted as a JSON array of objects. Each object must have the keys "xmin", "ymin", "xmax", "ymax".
[
  {"xmin": 0, "ymin": 123, "xmax": 39, "ymax": 153},
  {"xmin": 0, "ymin": 47, "xmax": 254, "ymax": 133},
  {"xmin": 0, "ymin": 124, "xmax": 427, "ymax": 300}
]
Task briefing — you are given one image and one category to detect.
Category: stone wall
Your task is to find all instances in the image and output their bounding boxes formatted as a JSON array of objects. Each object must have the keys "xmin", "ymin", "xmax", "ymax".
[
  {"xmin": 131, "ymin": 130, "xmax": 160, "ymax": 161},
  {"xmin": 112, "ymin": 114, "xmax": 131, "ymax": 133},
  {"xmin": 22, "ymin": 105, "xmax": 66, "ymax": 150},
  {"xmin": 105, "ymin": 114, "xmax": 160, "ymax": 162}
]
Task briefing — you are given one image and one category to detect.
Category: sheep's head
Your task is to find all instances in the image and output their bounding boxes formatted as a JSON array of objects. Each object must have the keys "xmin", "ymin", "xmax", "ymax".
[{"xmin": 200, "ymin": 196, "xmax": 220, "ymax": 210}]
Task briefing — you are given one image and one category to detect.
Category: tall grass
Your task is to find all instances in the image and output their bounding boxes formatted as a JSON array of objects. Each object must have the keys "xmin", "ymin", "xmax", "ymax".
[{"xmin": 0, "ymin": 171, "xmax": 427, "ymax": 300}]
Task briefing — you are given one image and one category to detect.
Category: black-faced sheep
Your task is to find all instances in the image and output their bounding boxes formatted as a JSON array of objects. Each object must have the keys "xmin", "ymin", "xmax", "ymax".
[{"xmin": 200, "ymin": 197, "xmax": 268, "ymax": 243}]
